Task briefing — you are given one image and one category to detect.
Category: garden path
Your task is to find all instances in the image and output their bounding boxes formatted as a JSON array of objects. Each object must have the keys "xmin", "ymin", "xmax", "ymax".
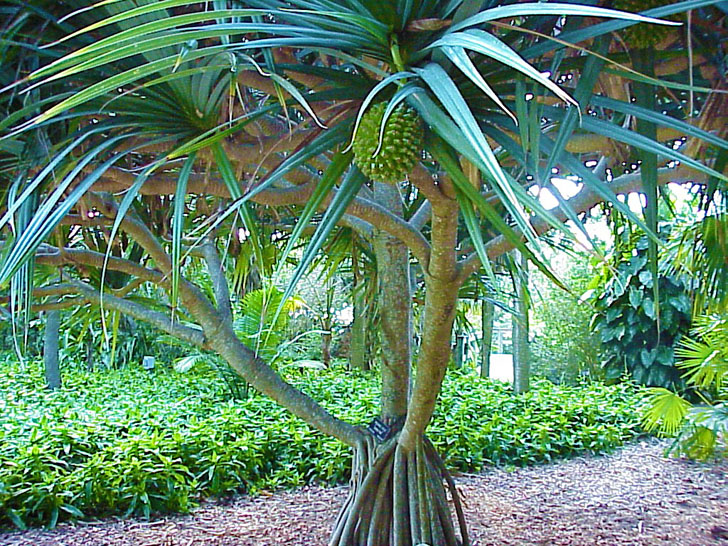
[{"xmin": 1, "ymin": 439, "xmax": 726, "ymax": 546}]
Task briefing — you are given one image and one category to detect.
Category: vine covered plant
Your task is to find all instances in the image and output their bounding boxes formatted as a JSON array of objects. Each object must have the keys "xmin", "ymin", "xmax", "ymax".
[
  {"xmin": 590, "ymin": 229, "xmax": 693, "ymax": 389},
  {"xmin": 2, "ymin": 0, "xmax": 728, "ymax": 543}
]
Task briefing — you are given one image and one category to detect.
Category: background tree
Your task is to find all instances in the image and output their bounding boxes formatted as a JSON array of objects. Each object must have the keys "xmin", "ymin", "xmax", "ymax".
[
  {"xmin": 529, "ymin": 248, "xmax": 604, "ymax": 383},
  {"xmin": 2, "ymin": 1, "xmax": 727, "ymax": 544},
  {"xmin": 42, "ymin": 306, "xmax": 61, "ymax": 389},
  {"xmin": 511, "ymin": 251, "xmax": 530, "ymax": 394},
  {"xmin": 590, "ymin": 220, "xmax": 693, "ymax": 388},
  {"xmin": 480, "ymin": 297, "xmax": 494, "ymax": 378}
]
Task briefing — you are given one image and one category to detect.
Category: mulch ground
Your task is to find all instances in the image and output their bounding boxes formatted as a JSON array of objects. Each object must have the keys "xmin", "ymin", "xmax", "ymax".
[{"xmin": 2, "ymin": 439, "xmax": 726, "ymax": 545}]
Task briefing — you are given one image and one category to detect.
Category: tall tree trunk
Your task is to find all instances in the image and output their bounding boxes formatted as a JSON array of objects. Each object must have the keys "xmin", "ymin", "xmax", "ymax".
[
  {"xmin": 330, "ymin": 273, "xmax": 467, "ymax": 546},
  {"xmin": 350, "ymin": 287, "xmax": 369, "ymax": 370},
  {"xmin": 44, "ymin": 309, "xmax": 61, "ymax": 390},
  {"xmin": 350, "ymin": 239, "xmax": 370, "ymax": 371},
  {"xmin": 512, "ymin": 251, "xmax": 530, "ymax": 394},
  {"xmin": 372, "ymin": 183, "xmax": 411, "ymax": 421},
  {"xmin": 481, "ymin": 298, "xmax": 494, "ymax": 378},
  {"xmin": 330, "ymin": 188, "xmax": 469, "ymax": 546},
  {"xmin": 322, "ymin": 329, "xmax": 332, "ymax": 367},
  {"xmin": 85, "ymin": 328, "xmax": 94, "ymax": 371},
  {"xmin": 453, "ymin": 330, "xmax": 465, "ymax": 369}
]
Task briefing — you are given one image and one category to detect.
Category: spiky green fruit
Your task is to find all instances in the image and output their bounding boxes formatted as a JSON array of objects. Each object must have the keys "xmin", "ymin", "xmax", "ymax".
[
  {"xmin": 352, "ymin": 103, "xmax": 423, "ymax": 184},
  {"xmin": 613, "ymin": 0, "xmax": 674, "ymax": 48}
]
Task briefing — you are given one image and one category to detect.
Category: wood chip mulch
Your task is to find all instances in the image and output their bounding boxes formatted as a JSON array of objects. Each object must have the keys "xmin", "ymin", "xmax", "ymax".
[{"xmin": 1, "ymin": 439, "xmax": 726, "ymax": 545}]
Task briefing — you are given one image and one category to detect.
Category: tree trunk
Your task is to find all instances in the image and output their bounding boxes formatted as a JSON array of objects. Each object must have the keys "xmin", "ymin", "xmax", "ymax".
[
  {"xmin": 331, "ymin": 270, "xmax": 467, "ymax": 546},
  {"xmin": 372, "ymin": 182, "xmax": 411, "ymax": 421},
  {"xmin": 512, "ymin": 251, "xmax": 530, "ymax": 394},
  {"xmin": 85, "ymin": 329, "xmax": 94, "ymax": 371},
  {"xmin": 350, "ymin": 239, "xmax": 370, "ymax": 371},
  {"xmin": 329, "ymin": 435, "xmax": 467, "ymax": 546},
  {"xmin": 480, "ymin": 299, "xmax": 494, "ymax": 379},
  {"xmin": 453, "ymin": 332, "xmax": 465, "ymax": 369},
  {"xmin": 322, "ymin": 278, "xmax": 335, "ymax": 367},
  {"xmin": 329, "ymin": 186, "xmax": 467, "ymax": 546},
  {"xmin": 330, "ymin": 197, "xmax": 467, "ymax": 545},
  {"xmin": 350, "ymin": 287, "xmax": 370, "ymax": 371},
  {"xmin": 322, "ymin": 327, "xmax": 333, "ymax": 367},
  {"xmin": 44, "ymin": 309, "xmax": 61, "ymax": 390}
]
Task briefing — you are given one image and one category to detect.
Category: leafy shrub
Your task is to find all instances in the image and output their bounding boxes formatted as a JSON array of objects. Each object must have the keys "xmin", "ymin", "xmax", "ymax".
[
  {"xmin": 642, "ymin": 312, "xmax": 728, "ymax": 460},
  {"xmin": 0, "ymin": 357, "xmax": 646, "ymax": 529},
  {"xmin": 591, "ymin": 235, "xmax": 692, "ymax": 389},
  {"xmin": 432, "ymin": 373, "xmax": 644, "ymax": 469}
]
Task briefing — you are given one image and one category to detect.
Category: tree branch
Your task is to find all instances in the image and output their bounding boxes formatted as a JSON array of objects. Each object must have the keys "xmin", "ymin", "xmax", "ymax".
[
  {"xmin": 457, "ymin": 164, "xmax": 712, "ymax": 281},
  {"xmin": 410, "ymin": 201, "xmax": 432, "ymax": 231},
  {"xmin": 70, "ymin": 281, "xmax": 207, "ymax": 347},
  {"xmin": 201, "ymin": 239, "xmax": 234, "ymax": 324},
  {"xmin": 31, "ymin": 297, "xmax": 86, "ymax": 313},
  {"xmin": 36, "ymin": 245, "xmax": 166, "ymax": 286},
  {"xmin": 89, "ymin": 172, "xmax": 432, "ymax": 267},
  {"xmin": 409, "ymin": 164, "xmax": 448, "ymax": 205},
  {"xmin": 81, "ymin": 195, "xmax": 366, "ymax": 448}
]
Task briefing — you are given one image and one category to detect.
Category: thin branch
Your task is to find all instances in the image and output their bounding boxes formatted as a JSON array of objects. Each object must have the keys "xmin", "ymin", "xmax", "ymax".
[
  {"xmin": 347, "ymin": 195, "xmax": 431, "ymax": 269},
  {"xmin": 31, "ymin": 297, "xmax": 86, "ymax": 313},
  {"xmin": 85, "ymin": 193, "xmax": 223, "ymax": 327},
  {"xmin": 36, "ymin": 245, "xmax": 165, "ymax": 286},
  {"xmin": 341, "ymin": 214, "xmax": 374, "ymax": 240}
]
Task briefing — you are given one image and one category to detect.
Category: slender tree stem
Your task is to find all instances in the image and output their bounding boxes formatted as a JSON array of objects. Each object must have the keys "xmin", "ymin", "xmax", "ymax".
[{"xmin": 201, "ymin": 239, "xmax": 234, "ymax": 324}]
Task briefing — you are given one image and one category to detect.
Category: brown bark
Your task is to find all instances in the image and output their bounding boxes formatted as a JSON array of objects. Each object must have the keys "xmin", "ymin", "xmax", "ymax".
[
  {"xmin": 399, "ymin": 196, "xmax": 460, "ymax": 451},
  {"xmin": 373, "ymin": 183, "xmax": 412, "ymax": 422}
]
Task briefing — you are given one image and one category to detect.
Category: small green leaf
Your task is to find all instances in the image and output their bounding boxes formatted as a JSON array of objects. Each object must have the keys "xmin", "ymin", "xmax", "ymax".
[
  {"xmin": 642, "ymin": 298, "xmax": 656, "ymax": 320},
  {"xmin": 628, "ymin": 286, "xmax": 642, "ymax": 309}
]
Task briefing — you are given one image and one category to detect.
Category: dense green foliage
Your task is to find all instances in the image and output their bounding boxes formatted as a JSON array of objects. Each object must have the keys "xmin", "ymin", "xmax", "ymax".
[
  {"xmin": 591, "ymin": 236, "xmax": 692, "ymax": 389},
  {"xmin": 643, "ymin": 312, "xmax": 728, "ymax": 460},
  {"xmin": 1, "ymin": 358, "xmax": 645, "ymax": 529},
  {"xmin": 530, "ymin": 254, "xmax": 604, "ymax": 383}
]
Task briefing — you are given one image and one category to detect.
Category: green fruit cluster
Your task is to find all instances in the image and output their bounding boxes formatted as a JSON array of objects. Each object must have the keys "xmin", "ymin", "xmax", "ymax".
[
  {"xmin": 613, "ymin": 0, "xmax": 674, "ymax": 49},
  {"xmin": 352, "ymin": 102, "xmax": 423, "ymax": 184}
]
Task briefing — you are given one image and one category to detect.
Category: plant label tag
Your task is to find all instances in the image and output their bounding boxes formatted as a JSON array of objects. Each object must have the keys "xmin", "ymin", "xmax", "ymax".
[
  {"xmin": 142, "ymin": 356, "xmax": 156, "ymax": 370},
  {"xmin": 367, "ymin": 418, "xmax": 392, "ymax": 442}
]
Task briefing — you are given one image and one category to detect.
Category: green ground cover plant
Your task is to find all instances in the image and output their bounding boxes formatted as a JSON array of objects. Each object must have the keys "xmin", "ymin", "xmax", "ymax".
[{"xmin": 0, "ymin": 357, "xmax": 646, "ymax": 530}]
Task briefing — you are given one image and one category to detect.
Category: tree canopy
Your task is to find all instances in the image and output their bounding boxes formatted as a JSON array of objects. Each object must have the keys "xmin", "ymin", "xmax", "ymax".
[{"xmin": 1, "ymin": 1, "xmax": 726, "ymax": 544}]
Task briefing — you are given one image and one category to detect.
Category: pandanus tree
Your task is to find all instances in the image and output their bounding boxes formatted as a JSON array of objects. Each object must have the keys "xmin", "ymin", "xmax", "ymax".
[{"xmin": 2, "ymin": 0, "xmax": 728, "ymax": 544}]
